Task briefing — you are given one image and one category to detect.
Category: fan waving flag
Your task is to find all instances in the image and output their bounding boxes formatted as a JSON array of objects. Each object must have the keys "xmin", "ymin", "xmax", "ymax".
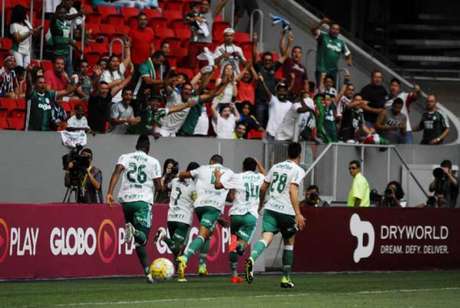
[{"xmin": 271, "ymin": 14, "xmax": 292, "ymax": 32}]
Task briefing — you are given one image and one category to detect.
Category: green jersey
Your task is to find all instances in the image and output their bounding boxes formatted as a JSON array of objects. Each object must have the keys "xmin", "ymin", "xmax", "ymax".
[
  {"xmin": 49, "ymin": 19, "xmax": 71, "ymax": 56},
  {"xmin": 316, "ymin": 31, "xmax": 350, "ymax": 73},
  {"xmin": 178, "ymin": 98, "xmax": 204, "ymax": 136},
  {"xmin": 26, "ymin": 91, "xmax": 55, "ymax": 131}
]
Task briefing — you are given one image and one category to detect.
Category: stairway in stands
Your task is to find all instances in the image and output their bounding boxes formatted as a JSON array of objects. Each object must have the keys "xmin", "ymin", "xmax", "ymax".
[{"xmin": 389, "ymin": 13, "xmax": 460, "ymax": 82}]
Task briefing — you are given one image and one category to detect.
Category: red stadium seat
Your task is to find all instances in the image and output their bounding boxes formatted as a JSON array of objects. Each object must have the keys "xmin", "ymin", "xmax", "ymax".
[
  {"xmin": 0, "ymin": 38, "xmax": 13, "ymax": 50},
  {"xmin": 234, "ymin": 32, "xmax": 251, "ymax": 45},
  {"xmin": 164, "ymin": 10, "xmax": 184, "ymax": 25},
  {"xmin": 143, "ymin": 8, "xmax": 163, "ymax": 19},
  {"xmin": 121, "ymin": 7, "xmax": 140, "ymax": 19},
  {"xmin": 165, "ymin": 1, "xmax": 186, "ymax": 12},
  {"xmin": 0, "ymin": 109, "xmax": 9, "ymax": 129},
  {"xmin": 149, "ymin": 17, "xmax": 168, "ymax": 30},
  {"xmin": 85, "ymin": 13, "xmax": 102, "ymax": 25},
  {"xmin": 212, "ymin": 21, "xmax": 230, "ymax": 43},
  {"xmin": 0, "ymin": 98, "xmax": 17, "ymax": 112},
  {"xmin": 105, "ymin": 15, "xmax": 125, "ymax": 27},
  {"xmin": 247, "ymin": 130, "xmax": 264, "ymax": 140},
  {"xmin": 175, "ymin": 28, "xmax": 192, "ymax": 41},
  {"xmin": 16, "ymin": 99, "xmax": 26, "ymax": 111},
  {"xmin": 96, "ymin": 5, "xmax": 118, "ymax": 16},
  {"xmin": 7, "ymin": 110, "xmax": 25, "ymax": 130},
  {"xmin": 156, "ymin": 28, "xmax": 175, "ymax": 40},
  {"xmin": 98, "ymin": 24, "xmax": 116, "ymax": 38},
  {"xmin": 110, "ymin": 40, "xmax": 124, "ymax": 56}
]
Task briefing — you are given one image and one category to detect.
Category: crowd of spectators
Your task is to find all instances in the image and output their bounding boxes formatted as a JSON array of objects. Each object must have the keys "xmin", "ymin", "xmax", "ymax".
[{"xmin": 0, "ymin": 0, "xmax": 451, "ymax": 145}]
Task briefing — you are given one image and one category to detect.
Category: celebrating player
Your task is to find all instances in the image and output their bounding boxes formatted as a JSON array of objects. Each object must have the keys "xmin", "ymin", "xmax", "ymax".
[
  {"xmin": 155, "ymin": 162, "xmax": 200, "ymax": 259},
  {"xmin": 106, "ymin": 134, "xmax": 162, "ymax": 284},
  {"xmin": 245, "ymin": 142, "xmax": 306, "ymax": 288},
  {"xmin": 214, "ymin": 157, "xmax": 266, "ymax": 284},
  {"xmin": 176, "ymin": 154, "xmax": 234, "ymax": 281}
]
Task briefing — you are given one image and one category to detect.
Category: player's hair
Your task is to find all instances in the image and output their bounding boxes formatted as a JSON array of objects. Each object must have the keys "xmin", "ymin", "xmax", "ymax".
[
  {"xmin": 136, "ymin": 134, "xmax": 150, "ymax": 153},
  {"xmin": 243, "ymin": 157, "xmax": 257, "ymax": 172},
  {"xmin": 392, "ymin": 98, "xmax": 404, "ymax": 107},
  {"xmin": 187, "ymin": 162, "xmax": 200, "ymax": 172},
  {"xmin": 349, "ymin": 160, "xmax": 361, "ymax": 169},
  {"xmin": 287, "ymin": 142, "xmax": 302, "ymax": 159},
  {"xmin": 210, "ymin": 154, "xmax": 223, "ymax": 165},
  {"xmin": 441, "ymin": 160, "xmax": 452, "ymax": 169}
]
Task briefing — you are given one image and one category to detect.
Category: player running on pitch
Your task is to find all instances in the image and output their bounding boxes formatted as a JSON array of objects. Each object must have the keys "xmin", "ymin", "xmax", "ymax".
[
  {"xmin": 214, "ymin": 157, "xmax": 265, "ymax": 284},
  {"xmin": 176, "ymin": 154, "xmax": 234, "ymax": 281},
  {"xmin": 106, "ymin": 134, "xmax": 162, "ymax": 284},
  {"xmin": 155, "ymin": 162, "xmax": 200, "ymax": 259},
  {"xmin": 245, "ymin": 142, "xmax": 306, "ymax": 288}
]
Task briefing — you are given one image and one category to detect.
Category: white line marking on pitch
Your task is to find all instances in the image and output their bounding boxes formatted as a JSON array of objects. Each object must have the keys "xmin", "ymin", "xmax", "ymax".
[{"xmin": 55, "ymin": 287, "xmax": 460, "ymax": 307}]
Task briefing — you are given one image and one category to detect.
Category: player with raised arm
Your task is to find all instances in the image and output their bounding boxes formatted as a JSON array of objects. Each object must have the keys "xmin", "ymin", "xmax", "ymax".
[
  {"xmin": 176, "ymin": 154, "xmax": 234, "ymax": 282},
  {"xmin": 106, "ymin": 134, "xmax": 162, "ymax": 284},
  {"xmin": 214, "ymin": 157, "xmax": 266, "ymax": 284},
  {"xmin": 245, "ymin": 142, "xmax": 306, "ymax": 288},
  {"xmin": 155, "ymin": 162, "xmax": 200, "ymax": 259}
]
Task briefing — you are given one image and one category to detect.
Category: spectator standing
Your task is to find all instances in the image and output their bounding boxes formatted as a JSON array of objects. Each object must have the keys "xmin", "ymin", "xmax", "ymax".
[
  {"xmin": 129, "ymin": 13, "xmax": 155, "ymax": 67},
  {"xmin": 25, "ymin": 76, "xmax": 74, "ymax": 131},
  {"xmin": 236, "ymin": 66, "xmax": 257, "ymax": 105},
  {"xmin": 110, "ymin": 88, "xmax": 141, "ymax": 134},
  {"xmin": 44, "ymin": 56, "xmax": 70, "ymax": 92},
  {"xmin": 9, "ymin": 5, "xmax": 42, "ymax": 68},
  {"xmin": 214, "ymin": 28, "xmax": 247, "ymax": 76},
  {"xmin": 101, "ymin": 40, "xmax": 132, "ymax": 103},
  {"xmin": 212, "ymin": 101, "xmax": 240, "ymax": 139},
  {"xmin": 74, "ymin": 60, "xmax": 94, "ymax": 100},
  {"xmin": 311, "ymin": 18, "xmax": 352, "ymax": 86},
  {"xmin": 275, "ymin": 97, "xmax": 311, "ymax": 141},
  {"xmin": 253, "ymin": 32, "xmax": 288, "ymax": 127},
  {"xmin": 385, "ymin": 78, "xmax": 420, "ymax": 144},
  {"xmin": 48, "ymin": 5, "xmax": 80, "ymax": 75},
  {"xmin": 339, "ymin": 94, "xmax": 373, "ymax": 143},
  {"xmin": 0, "ymin": 56, "xmax": 19, "ymax": 98},
  {"xmin": 259, "ymin": 77, "xmax": 293, "ymax": 140},
  {"xmin": 88, "ymin": 79, "xmax": 130, "ymax": 133},
  {"xmin": 232, "ymin": 122, "xmax": 247, "ymax": 140},
  {"xmin": 347, "ymin": 160, "xmax": 370, "ymax": 207},
  {"xmin": 281, "ymin": 32, "xmax": 308, "ymax": 98},
  {"xmin": 336, "ymin": 81, "xmax": 354, "ymax": 122},
  {"xmin": 212, "ymin": 64, "xmax": 238, "ymax": 107},
  {"xmin": 413, "ymin": 95, "xmax": 449, "ymax": 145},
  {"xmin": 135, "ymin": 51, "xmax": 168, "ymax": 96},
  {"xmin": 360, "ymin": 70, "xmax": 388, "ymax": 127},
  {"xmin": 51, "ymin": 100, "xmax": 68, "ymax": 130},
  {"xmin": 321, "ymin": 94, "xmax": 338, "ymax": 143},
  {"xmin": 375, "ymin": 98, "xmax": 407, "ymax": 144}
]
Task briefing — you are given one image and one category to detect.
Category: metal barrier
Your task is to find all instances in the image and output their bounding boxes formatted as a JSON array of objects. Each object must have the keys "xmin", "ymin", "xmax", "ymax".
[
  {"xmin": 39, "ymin": 0, "xmax": 46, "ymax": 60},
  {"xmin": 1, "ymin": 0, "xmax": 5, "ymax": 37},
  {"xmin": 264, "ymin": 142, "xmax": 429, "ymax": 205},
  {"xmin": 109, "ymin": 38, "xmax": 125, "ymax": 58},
  {"xmin": 249, "ymin": 9, "xmax": 264, "ymax": 51}
]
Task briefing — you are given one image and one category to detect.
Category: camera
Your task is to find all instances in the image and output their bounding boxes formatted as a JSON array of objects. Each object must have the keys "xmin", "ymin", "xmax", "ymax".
[
  {"xmin": 62, "ymin": 145, "xmax": 91, "ymax": 188},
  {"xmin": 431, "ymin": 168, "xmax": 447, "ymax": 195}
]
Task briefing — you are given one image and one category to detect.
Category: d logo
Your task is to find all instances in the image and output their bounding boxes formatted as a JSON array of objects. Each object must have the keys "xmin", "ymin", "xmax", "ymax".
[{"xmin": 349, "ymin": 214, "xmax": 375, "ymax": 263}]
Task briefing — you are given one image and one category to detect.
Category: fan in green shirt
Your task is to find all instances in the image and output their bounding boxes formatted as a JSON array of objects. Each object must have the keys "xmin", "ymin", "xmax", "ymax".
[{"xmin": 311, "ymin": 18, "xmax": 352, "ymax": 85}]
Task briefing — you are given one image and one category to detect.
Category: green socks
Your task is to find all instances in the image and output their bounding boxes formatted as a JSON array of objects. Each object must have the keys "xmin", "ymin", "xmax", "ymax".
[
  {"xmin": 250, "ymin": 240, "xmax": 268, "ymax": 261},
  {"xmin": 282, "ymin": 245, "xmax": 294, "ymax": 278},
  {"xmin": 230, "ymin": 251, "xmax": 238, "ymax": 276},
  {"xmin": 184, "ymin": 235, "xmax": 205, "ymax": 262},
  {"xmin": 199, "ymin": 238, "xmax": 210, "ymax": 266}
]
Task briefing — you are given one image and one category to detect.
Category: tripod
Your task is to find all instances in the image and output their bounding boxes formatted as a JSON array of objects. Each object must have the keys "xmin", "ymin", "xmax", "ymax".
[{"xmin": 63, "ymin": 185, "xmax": 84, "ymax": 203}]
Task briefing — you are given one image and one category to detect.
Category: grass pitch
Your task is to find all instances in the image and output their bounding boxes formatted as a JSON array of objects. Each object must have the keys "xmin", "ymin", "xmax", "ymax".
[{"xmin": 2, "ymin": 271, "xmax": 460, "ymax": 308}]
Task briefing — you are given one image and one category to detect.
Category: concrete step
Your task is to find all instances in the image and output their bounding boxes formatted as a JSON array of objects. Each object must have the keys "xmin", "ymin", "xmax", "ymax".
[{"xmin": 392, "ymin": 39, "xmax": 460, "ymax": 49}]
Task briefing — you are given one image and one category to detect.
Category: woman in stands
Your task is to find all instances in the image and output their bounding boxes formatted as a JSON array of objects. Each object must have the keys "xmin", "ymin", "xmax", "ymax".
[
  {"xmin": 9, "ymin": 5, "xmax": 42, "ymax": 68},
  {"xmin": 212, "ymin": 64, "xmax": 238, "ymax": 108}
]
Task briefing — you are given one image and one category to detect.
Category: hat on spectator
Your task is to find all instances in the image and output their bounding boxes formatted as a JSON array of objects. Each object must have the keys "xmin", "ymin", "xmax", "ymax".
[{"xmin": 223, "ymin": 28, "xmax": 235, "ymax": 35}]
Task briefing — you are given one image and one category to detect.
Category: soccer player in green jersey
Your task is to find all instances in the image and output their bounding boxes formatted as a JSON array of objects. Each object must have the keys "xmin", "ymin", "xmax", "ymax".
[
  {"xmin": 245, "ymin": 143, "xmax": 306, "ymax": 288},
  {"xmin": 214, "ymin": 157, "xmax": 265, "ymax": 283},
  {"xmin": 176, "ymin": 154, "xmax": 234, "ymax": 281},
  {"xmin": 106, "ymin": 135, "xmax": 163, "ymax": 284}
]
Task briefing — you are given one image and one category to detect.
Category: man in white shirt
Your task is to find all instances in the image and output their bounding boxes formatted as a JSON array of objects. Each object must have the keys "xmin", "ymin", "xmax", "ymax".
[
  {"xmin": 212, "ymin": 102, "xmax": 240, "ymax": 139},
  {"xmin": 176, "ymin": 154, "xmax": 233, "ymax": 281},
  {"xmin": 66, "ymin": 104, "xmax": 89, "ymax": 132},
  {"xmin": 385, "ymin": 78, "xmax": 420, "ymax": 144},
  {"xmin": 110, "ymin": 88, "xmax": 141, "ymax": 134},
  {"xmin": 258, "ymin": 77, "xmax": 293, "ymax": 140},
  {"xmin": 245, "ymin": 142, "xmax": 306, "ymax": 289},
  {"xmin": 214, "ymin": 28, "xmax": 247, "ymax": 76},
  {"xmin": 276, "ymin": 97, "xmax": 314, "ymax": 141},
  {"xmin": 106, "ymin": 135, "xmax": 162, "ymax": 284}
]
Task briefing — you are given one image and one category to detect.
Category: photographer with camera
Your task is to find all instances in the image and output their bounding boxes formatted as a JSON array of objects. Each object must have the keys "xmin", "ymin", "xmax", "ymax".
[
  {"xmin": 429, "ymin": 160, "xmax": 458, "ymax": 208},
  {"xmin": 300, "ymin": 185, "xmax": 326, "ymax": 207},
  {"xmin": 377, "ymin": 181, "xmax": 405, "ymax": 208},
  {"xmin": 155, "ymin": 159, "xmax": 179, "ymax": 203},
  {"xmin": 63, "ymin": 147, "xmax": 103, "ymax": 203}
]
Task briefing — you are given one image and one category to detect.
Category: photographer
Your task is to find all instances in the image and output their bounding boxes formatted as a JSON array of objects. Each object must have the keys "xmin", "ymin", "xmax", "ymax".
[
  {"xmin": 64, "ymin": 147, "xmax": 103, "ymax": 203},
  {"xmin": 377, "ymin": 181, "xmax": 405, "ymax": 208},
  {"xmin": 300, "ymin": 185, "xmax": 327, "ymax": 207},
  {"xmin": 155, "ymin": 159, "xmax": 179, "ymax": 203},
  {"xmin": 429, "ymin": 160, "xmax": 459, "ymax": 208}
]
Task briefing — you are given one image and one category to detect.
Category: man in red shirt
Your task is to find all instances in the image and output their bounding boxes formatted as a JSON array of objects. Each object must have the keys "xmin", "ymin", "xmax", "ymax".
[
  {"xmin": 44, "ymin": 56, "xmax": 70, "ymax": 92},
  {"xmin": 280, "ymin": 32, "xmax": 308, "ymax": 99},
  {"xmin": 129, "ymin": 13, "xmax": 155, "ymax": 66}
]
